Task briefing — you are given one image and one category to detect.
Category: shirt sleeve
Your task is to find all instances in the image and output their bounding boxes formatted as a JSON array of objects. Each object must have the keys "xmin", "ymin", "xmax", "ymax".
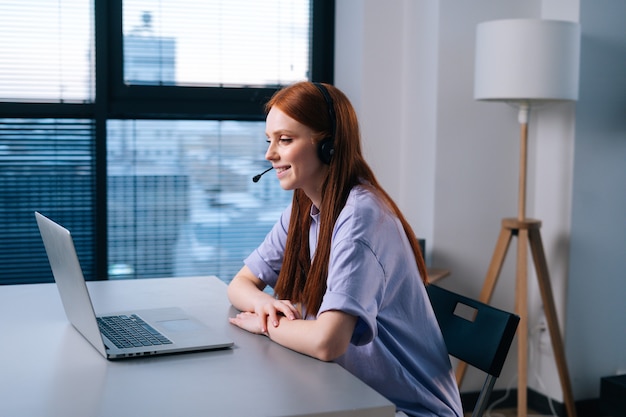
[
  {"xmin": 244, "ymin": 204, "xmax": 291, "ymax": 288},
  {"xmin": 318, "ymin": 236, "xmax": 385, "ymax": 346}
]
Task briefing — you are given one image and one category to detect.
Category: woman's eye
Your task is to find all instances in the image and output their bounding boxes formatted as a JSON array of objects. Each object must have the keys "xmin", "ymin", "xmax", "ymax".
[{"xmin": 266, "ymin": 137, "xmax": 292, "ymax": 146}]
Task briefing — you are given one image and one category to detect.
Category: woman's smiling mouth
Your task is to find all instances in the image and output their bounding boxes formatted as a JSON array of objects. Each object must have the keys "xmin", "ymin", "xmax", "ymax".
[{"xmin": 275, "ymin": 166, "xmax": 291, "ymax": 176}]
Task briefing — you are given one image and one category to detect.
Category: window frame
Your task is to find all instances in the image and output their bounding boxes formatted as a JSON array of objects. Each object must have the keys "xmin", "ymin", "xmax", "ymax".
[{"xmin": 0, "ymin": 0, "xmax": 335, "ymax": 282}]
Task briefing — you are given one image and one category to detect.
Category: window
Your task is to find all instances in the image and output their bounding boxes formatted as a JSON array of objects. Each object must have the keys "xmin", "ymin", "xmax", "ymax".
[
  {"xmin": 0, "ymin": 0, "xmax": 334, "ymax": 285},
  {"xmin": 0, "ymin": 0, "xmax": 94, "ymax": 103},
  {"xmin": 0, "ymin": 118, "xmax": 96, "ymax": 284},
  {"xmin": 106, "ymin": 119, "xmax": 286, "ymax": 281},
  {"xmin": 122, "ymin": 1, "xmax": 311, "ymax": 87}
]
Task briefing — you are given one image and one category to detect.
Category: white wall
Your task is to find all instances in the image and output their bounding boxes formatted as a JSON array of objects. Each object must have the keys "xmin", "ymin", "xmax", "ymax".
[
  {"xmin": 334, "ymin": 0, "xmax": 616, "ymax": 404},
  {"xmin": 567, "ymin": 0, "xmax": 626, "ymax": 399},
  {"xmin": 335, "ymin": 0, "xmax": 440, "ymax": 265}
]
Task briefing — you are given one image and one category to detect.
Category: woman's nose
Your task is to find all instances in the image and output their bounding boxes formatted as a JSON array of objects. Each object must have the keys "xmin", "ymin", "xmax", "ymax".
[{"xmin": 265, "ymin": 142, "xmax": 277, "ymax": 161}]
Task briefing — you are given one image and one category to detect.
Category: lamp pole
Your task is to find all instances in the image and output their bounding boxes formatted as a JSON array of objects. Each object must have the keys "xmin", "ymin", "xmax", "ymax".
[
  {"xmin": 517, "ymin": 104, "xmax": 529, "ymax": 221},
  {"xmin": 455, "ymin": 105, "xmax": 577, "ymax": 417}
]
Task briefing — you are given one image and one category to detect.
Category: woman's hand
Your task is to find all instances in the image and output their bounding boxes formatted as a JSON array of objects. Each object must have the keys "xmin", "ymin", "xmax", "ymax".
[
  {"xmin": 229, "ymin": 311, "xmax": 267, "ymax": 335},
  {"xmin": 230, "ymin": 299, "xmax": 301, "ymax": 335},
  {"xmin": 227, "ymin": 266, "xmax": 300, "ymax": 334},
  {"xmin": 252, "ymin": 299, "xmax": 301, "ymax": 332}
]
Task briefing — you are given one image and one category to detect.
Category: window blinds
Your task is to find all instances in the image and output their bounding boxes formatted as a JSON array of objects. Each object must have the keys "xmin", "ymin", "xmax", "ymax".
[
  {"xmin": 0, "ymin": 119, "xmax": 96, "ymax": 284},
  {"xmin": 123, "ymin": 0, "xmax": 311, "ymax": 87},
  {"xmin": 106, "ymin": 119, "xmax": 292, "ymax": 282},
  {"xmin": 0, "ymin": 0, "xmax": 94, "ymax": 103}
]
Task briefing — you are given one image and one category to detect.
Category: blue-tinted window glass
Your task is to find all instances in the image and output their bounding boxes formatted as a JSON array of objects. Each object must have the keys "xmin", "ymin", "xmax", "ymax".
[
  {"xmin": 107, "ymin": 120, "xmax": 291, "ymax": 283},
  {"xmin": 0, "ymin": 119, "xmax": 96, "ymax": 284}
]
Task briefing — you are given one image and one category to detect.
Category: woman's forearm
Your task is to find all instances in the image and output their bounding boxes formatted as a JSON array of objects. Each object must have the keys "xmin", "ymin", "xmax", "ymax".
[
  {"xmin": 227, "ymin": 270, "xmax": 274, "ymax": 312},
  {"xmin": 265, "ymin": 311, "xmax": 357, "ymax": 362}
]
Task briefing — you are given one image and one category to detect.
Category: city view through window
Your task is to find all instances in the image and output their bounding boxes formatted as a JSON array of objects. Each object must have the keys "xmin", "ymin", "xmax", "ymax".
[
  {"xmin": 108, "ymin": 2, "xmax": 305, "ymax": 281},
  {"xmin": 0, "ymin": 1, "xmax": 312, "ymax": 284},
  {"xmin": 107, "ymin": 119, "xmax": 292, "ymax": 282}
]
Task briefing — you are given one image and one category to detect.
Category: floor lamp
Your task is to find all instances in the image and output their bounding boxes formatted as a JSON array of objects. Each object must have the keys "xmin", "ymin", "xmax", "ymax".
[{"xmin": 457, "ymin": 19, "xmax": 581, "ymax": 417}]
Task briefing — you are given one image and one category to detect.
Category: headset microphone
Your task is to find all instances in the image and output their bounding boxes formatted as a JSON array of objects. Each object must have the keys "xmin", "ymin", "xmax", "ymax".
[{"xmin": 252, "ymin": 166, "xmax": 274, "ymax": 183}]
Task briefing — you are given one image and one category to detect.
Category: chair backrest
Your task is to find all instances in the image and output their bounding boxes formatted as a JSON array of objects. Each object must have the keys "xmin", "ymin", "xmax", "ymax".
[{"xmin": 427, "ymin": 284, "xmax": 519, "ymax": 417}]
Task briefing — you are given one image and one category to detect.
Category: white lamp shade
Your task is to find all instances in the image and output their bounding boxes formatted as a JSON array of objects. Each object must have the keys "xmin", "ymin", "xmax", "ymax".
[{"xmin": 474, "ymin": 19, "xmax": 580, "ymax": 103}]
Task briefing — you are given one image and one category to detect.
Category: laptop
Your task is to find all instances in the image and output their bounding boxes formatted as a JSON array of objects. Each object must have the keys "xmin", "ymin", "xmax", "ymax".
[{"xmin": 35, "ymin": 211, "xmax": 234, "ymax": 360}]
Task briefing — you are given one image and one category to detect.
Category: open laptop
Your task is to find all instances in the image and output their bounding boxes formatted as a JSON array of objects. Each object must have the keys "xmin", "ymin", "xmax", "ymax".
[{"xmin": 35, "ymin": 211, "xmax": 233, "ymax": 360}]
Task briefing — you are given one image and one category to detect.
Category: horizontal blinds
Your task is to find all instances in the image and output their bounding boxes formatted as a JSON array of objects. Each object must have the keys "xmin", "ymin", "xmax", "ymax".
[
  {"xmin": 0, "ymin": 0, "xmax": 94, "ymax": 103},
  {"xmin": 122, "ymin": 0, "xmax": 311, "ymax": 87},
  {"xmin": 107, "ymin": 120, "xmax": 292, "ymax": 282},
  {"xmin": 0, "ymin": 119, "xmax": 96, "ymax": 285}
]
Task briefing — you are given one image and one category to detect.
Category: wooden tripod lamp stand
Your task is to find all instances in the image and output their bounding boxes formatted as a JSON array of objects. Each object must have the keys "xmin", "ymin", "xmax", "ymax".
[{"xmin": 460, "ymin": 19, "xmax": 581, "ymax": 417}]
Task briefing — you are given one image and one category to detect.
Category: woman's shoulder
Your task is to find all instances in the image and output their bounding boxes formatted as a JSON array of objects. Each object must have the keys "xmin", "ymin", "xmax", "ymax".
[
  {"xmin": 333, "ymin": 186, "xmax": 401, "ymax": 249},
  {"xmin": 341, "ymin": 185, "xmax": 392, "ymax": 225},
  {"xmin": 346, "ymin": 185, "xmax": 385, "ymax": 211}
]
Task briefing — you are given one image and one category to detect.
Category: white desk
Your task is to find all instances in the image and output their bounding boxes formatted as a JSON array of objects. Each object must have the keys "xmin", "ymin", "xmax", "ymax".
[{"xmin": 0, "ymin": 276, "xmax": 395, "ymax": 417}]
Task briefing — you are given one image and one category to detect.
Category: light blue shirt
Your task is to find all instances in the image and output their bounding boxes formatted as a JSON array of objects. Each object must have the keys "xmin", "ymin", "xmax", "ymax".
[{"xmin": 245, "ymin": 186, "xmax": 463, "ymax": 417}]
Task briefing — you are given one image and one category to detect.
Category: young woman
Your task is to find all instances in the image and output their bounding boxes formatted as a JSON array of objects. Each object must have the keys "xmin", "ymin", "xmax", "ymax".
[{"xmin": 227, "ymin": 81, "xmax": 463, "ymax": 417}]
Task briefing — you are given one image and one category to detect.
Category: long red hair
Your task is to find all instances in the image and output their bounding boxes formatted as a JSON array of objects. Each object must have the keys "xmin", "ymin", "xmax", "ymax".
[{"xmin": 267, "ymin": 81, "xmax": 428, "ymax": 315}]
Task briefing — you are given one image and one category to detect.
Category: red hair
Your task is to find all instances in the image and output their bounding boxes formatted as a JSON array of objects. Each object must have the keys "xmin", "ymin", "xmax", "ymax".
[{"xmin": 266, "ymin": 82, "xmax": 428, "ymax": 315}]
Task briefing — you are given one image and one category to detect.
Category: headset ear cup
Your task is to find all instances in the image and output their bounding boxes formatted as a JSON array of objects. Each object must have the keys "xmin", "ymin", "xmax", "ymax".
[{"xmin": 317, "ymin": 138, "xmax": 334, "ymax": 165}]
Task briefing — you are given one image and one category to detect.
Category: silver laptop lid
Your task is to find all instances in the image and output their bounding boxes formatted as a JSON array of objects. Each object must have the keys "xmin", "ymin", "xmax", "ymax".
[{"xmin": 35, "ymin": 211, "xmax": 108, "ymax": 357}]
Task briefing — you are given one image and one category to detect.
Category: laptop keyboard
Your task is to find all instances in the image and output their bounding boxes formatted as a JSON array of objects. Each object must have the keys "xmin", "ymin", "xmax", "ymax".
[{"xmin": 97, "ymin": 314, "xmax": 173, "ymax": 349}]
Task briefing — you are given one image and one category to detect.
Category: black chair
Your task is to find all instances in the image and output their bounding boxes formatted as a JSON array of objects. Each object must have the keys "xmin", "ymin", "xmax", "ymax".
[{"xmin": 427, "ymin": 284, "xmax": 520, "ymax": 417}]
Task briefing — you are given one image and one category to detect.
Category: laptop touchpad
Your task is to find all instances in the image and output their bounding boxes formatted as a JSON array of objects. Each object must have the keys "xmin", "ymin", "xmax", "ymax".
[{"xmin": 157, "ymin": 319, "xmax": 203, "ymax": 333}]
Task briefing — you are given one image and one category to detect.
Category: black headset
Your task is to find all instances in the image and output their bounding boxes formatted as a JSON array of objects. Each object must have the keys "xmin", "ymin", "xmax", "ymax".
[{"xmin": 312, "ymin": 82, "xmax": 336, "ymax": 165}]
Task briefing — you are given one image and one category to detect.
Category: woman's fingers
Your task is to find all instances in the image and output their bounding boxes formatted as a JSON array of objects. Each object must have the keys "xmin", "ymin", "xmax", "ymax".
[
  {"xmin": 251, "ymin": 299, "xmax": 302, "ymax": 332},
  {"xmin": 276, "ymin": 300, "xmax": 301, "ymax": 320},
  {"xmin": 229, "ymin": 312, "xmax": 264, "ymax": 334}
]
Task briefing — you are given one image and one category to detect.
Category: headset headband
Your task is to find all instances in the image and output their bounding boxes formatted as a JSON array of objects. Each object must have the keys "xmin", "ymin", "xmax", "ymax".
[{"xmin": 313, "ymin": 82, "xmax": 336, "ymax": 141}]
